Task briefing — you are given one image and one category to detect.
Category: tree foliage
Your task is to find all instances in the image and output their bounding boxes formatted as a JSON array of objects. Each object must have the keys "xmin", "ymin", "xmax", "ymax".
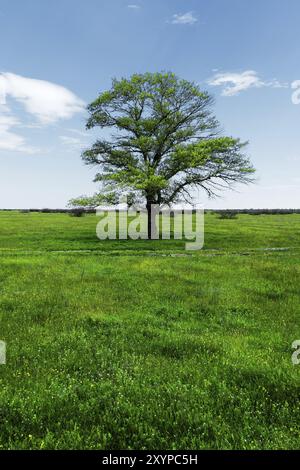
[{"xmin": 70, "ymin": 72, "xmax": 254, "ymax": 209}]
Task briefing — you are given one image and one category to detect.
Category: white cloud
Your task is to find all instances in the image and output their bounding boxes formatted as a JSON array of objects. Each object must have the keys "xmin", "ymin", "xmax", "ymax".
[
  {"xmin": 60, "ymin": 135, "xmax": 84, "ymax": 146},
  {"xmin": 127, "ymin": 4, "xmax": 140, "ymax": 9},
  {"xmin": 171, "ymin": 12, "xmax": 197, "ymax": 25},
  {"xmin": 271, "ymin": 79, "xmax": 288, "ymax": 89},
  {"xmin": 208, "ymin": 71, "xmax": 264, "ymax": 96},
  {"xmin": 66, "ymin": 128, "xmax": 89, "ymax": 137},
  {"xmin": 0, "ymin": 113, "xmax": 36, "ymax": 153},
  {"xmin": 59, "ymin": 135, "xmax": 88, "ymax": 152},
  {"xmin": 208, "ymin": 70, "xmax": 288, "ymax": 96},
  {"xmin": 0, "ymin": 72, "xmax": 85, "ymax": 124},
  {"xmin": 0, "ymin": 72, "xmax": 85, "ymax": 153}
]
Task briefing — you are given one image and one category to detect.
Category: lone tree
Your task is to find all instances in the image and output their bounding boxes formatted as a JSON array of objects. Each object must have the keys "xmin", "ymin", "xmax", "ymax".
[{"xmin": 70, "ymin": 72, "xmax": 255, "ymax": 238}]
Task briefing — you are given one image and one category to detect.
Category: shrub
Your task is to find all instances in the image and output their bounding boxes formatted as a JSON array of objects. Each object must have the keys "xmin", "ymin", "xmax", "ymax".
[
  {"xmin": 218, "ymin": 211, "xmax": 238, "ymax": 220},
  {"xmin": 70, "ymin": 208, "xmax": 86, "ymax": 217}
]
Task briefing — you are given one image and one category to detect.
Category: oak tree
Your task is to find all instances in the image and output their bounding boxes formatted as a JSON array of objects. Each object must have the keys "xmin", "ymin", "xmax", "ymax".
[{"xmin": 71, "ymin": 72, "xmax": 254, "ymax": 238}]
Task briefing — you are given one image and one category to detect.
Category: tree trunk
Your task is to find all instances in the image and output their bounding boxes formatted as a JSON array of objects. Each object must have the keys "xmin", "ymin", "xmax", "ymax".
[{"xmin": 146, "ymin": 199, "xmax": 158, "ymax": 240}]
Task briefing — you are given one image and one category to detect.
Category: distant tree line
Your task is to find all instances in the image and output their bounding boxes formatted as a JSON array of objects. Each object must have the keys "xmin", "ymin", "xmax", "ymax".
[
  {"xmin": 0, "ymin": 208, "xmax": 300, "ymax": 215},
  {"xmin": 214, "ymin": 209, "xmax": 300, "ymax": 215}
]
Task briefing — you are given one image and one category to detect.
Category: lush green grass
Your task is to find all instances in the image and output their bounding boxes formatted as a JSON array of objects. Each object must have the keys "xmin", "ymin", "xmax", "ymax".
[
  {"xmin": 1, "ymin": 210, "xmax": 300, "ymax": 252},
  {"xmin": 0, "ymin": 211, "xmax": 299, "ymax": 449}
]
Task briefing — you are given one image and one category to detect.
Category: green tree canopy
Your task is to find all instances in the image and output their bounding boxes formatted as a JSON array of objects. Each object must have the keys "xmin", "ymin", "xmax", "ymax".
[{"xmin": 69, "ymin": 72, "xmax": 255, "ymax": 236}]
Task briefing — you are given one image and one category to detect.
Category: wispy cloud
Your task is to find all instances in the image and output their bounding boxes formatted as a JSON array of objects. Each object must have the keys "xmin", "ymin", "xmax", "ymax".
[
  {"xmin": 59, "ymin": 134, "xmax": 89, "ymax": 152},
  {"xmin": 208, "ymin": 70, "xmax": 288, "ymax": 96},
  {"xmin": 171, "ymin": 12, "xmax": 197, "ymax": 25},
  {"xmin": 0, "ymin": 113, "xmax": 37, "ymax": 153},
  {"xmin": 127, "ymin": 4, "xmax": 140, "ymax": 9},
  {"xmin": 0, "ymin": 72, "xmax": 85, "ymax": 124},
  {"xmin": 66, "ymin": 128, "xmax": 89, "ymax": 137},
  {"xmin": 60, "ymin": 136, "xmax": 83, "ymax": 145},
  {"xmin": 0, "ymin": 72, "xmax": 85, "ymax": 153}
]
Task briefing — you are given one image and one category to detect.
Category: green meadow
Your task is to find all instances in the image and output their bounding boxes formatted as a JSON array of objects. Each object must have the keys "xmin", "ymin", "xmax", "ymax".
[{"xmin": 0, "ymin": 211, "xmax": 299, "ymax": 449}]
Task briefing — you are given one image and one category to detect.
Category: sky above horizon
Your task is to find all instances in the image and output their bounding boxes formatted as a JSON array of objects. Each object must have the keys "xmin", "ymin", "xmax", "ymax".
[{"xmin": 0, "ymin": 0, "xmax": 300, "ymax": 209}]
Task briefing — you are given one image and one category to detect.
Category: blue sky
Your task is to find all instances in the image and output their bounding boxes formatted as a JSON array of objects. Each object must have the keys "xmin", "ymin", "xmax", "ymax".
[{"xmin": 0, "ymin": 0, "xmax": 300, "ymax": 208}]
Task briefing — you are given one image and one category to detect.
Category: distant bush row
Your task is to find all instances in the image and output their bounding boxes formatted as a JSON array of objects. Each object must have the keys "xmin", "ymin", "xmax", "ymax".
[
  {"xmin": 1, "ymin": 208, "xmax": 300, "ymax": 216},
  {"xmin": 212, "ymin": 209, "xmax": 300, "ymax": 215},
  {"xmin": 10, "ymin": 208, "xmax": 96, "ymax": 214}
]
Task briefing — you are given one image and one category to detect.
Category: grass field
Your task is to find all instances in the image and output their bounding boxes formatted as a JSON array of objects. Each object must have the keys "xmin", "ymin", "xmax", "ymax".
[{"xmin": 0, "ymin": 211, "xmax": 299, "ymax": 450}]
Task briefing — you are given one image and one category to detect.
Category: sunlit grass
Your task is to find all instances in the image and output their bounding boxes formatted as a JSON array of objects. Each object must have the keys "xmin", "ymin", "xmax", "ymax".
[{"xmin": 0, "ymin": 211, "xmax": 299, "ymax": 449}]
